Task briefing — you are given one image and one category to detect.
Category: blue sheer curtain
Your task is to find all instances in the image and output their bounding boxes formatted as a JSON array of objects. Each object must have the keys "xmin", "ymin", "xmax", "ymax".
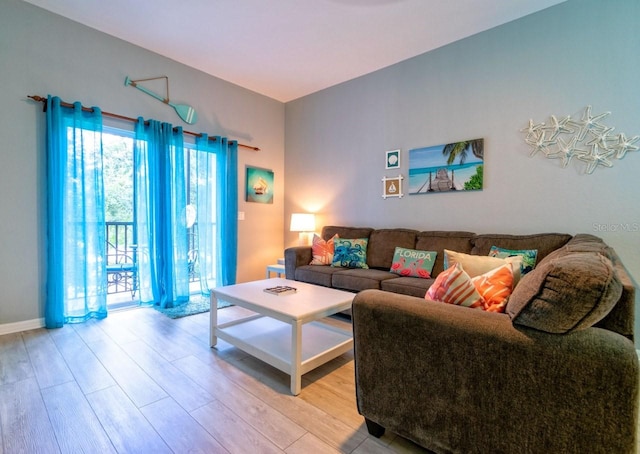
[
  {"xmin": 45, "ymin": 96, "xmax": 107, "ymax": 328},
  {"xmin": 218, "ymin": 138, "xmax": 238, "ymax": 286},
  {"xmin": 195, "ymin": 135, "xmax": 238, "ymax": 293},
  {"xmin": 134, "ymin": 118, "xmax": 189, "ymax": 308}
]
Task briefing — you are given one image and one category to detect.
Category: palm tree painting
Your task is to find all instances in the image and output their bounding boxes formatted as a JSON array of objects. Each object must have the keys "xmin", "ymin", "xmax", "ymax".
[
  {"xmin": 442, "ymin": 140, "xmax": 484, "ymax": 165},
  {"xmin": 408, "ymin": 138, "xmax": 483, "ymax": 194}
]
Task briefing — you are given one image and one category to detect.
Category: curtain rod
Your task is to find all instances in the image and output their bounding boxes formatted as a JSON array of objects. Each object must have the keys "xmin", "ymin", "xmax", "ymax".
[{"xmin": 27, "ymin": 95, "xmax": 260, "ymax": 151}]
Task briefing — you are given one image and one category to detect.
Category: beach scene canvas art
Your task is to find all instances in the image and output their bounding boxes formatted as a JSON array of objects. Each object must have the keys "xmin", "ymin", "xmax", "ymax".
[{"xmin": 409, "ymin": 139, "xmax": 483, "ymax": 194}]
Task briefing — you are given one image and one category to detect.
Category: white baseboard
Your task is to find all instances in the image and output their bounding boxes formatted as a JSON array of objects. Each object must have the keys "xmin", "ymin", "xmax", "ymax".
[{"xmin": 0, "ymin": 318, "xmax": 45, "ymax": 336}]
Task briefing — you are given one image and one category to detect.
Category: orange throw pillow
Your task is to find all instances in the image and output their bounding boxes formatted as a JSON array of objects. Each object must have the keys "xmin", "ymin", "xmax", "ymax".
[
  {"xmin": 426, "ymin": 262, "xmax": 514, "ymax": 313},
  {"xmin": 472, "ymin": 264, "xmax": 514, "ymax": 312},
  {"xmin": 425, "ymin": 263, "xmax": 483, "ymax": 309},
  {"xmin": 309, "ymin": 234, "xmax": 339, "ymax": 265}
]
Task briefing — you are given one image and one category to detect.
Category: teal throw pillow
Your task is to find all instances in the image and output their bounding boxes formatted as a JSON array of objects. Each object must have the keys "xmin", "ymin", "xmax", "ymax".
[
  {"xmin": 390, "ymin": 247, "xmax": 437, "ymax": 278},
  {"xmin": 488, "ymin": 246, "xmax": 538, "ymax": 275},
  {"xmin": 332, "ymin": 238, "xmax": 369, "ymax": 269}
]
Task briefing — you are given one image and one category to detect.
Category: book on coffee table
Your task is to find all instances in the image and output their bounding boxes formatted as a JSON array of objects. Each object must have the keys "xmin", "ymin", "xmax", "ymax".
[{"xmin": 264, "ymin": 285, "xmax": 297, "ymax": 296}]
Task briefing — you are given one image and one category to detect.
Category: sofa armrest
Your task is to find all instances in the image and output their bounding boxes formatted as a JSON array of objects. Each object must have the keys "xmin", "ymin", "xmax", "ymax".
[
  {"xmin": 352, "ymin": 289, "xmax": 638, "ymax": 453},
  {"xmin": 284, "ymin": 246, "xmax": 312, "ymax": 280}
]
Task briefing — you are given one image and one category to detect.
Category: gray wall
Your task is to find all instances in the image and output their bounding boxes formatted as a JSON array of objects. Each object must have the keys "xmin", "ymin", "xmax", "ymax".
[
  {"xmin": 285, "ymin": 0, "xmax": 640, "ymax": 332},
  {"xmin": 2, "ymin": 0, "xmax": 639, "ymax": 334},
  {"xmin": 0, "ymin": 0, "xmax": 285, "ymax": 327}
]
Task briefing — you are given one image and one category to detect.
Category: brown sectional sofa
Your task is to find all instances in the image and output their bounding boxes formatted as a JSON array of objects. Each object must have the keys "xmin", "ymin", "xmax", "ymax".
[
  {"xmin": 284, "ymin": 226, "xmax": 638, "ymax": 453},
  {"xmin": 285, "ymin": 226, "xmax": 575, "ymax": 299}
]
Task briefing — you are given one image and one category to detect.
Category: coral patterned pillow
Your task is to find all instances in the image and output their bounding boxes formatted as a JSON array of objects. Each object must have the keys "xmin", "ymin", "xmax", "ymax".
[
  {"xmin": 472, "ymin": 264, "xmax": 514, "ymax": 312},
  {"xmin": 426, "ymin": 263, "xmax": 514, "ymax": 313},
  {"xmin": 425, "ymin": 263, "xmax": 483, "ymax": 309},
  {"xmin": 309, "ymin": 234, "xmax": 339, "ymax": 265}
]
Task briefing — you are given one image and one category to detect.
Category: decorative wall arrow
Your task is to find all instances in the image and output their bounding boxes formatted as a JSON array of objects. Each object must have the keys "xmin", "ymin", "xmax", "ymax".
[{"xmin": 125, "ymin": 76, "xmax": 198, "ymax": 124}]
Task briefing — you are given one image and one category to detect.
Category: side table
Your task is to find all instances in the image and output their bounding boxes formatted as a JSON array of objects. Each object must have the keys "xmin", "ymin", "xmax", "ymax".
[{"xmin": 266, "ymin": 263, "xmax": 285, "ymax": 278}]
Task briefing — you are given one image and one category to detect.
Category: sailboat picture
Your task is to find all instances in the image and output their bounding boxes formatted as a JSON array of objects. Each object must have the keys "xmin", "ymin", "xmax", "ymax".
[
  {"xmin": 246, "ymin": 166, "xmax": 274, "ymax": 203},
  {"xmin": 408, "ymin": 138, "xmax": 484, "ymax": 195},
  {"xmin": 382, "ymin": 175, "xmax": 404, "ymax": 199}
]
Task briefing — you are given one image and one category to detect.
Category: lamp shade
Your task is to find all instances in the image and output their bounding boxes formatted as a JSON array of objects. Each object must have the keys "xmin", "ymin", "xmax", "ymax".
[{"xmin": 290, "ymin": 213, "xmax": 316, "ymax": 232}]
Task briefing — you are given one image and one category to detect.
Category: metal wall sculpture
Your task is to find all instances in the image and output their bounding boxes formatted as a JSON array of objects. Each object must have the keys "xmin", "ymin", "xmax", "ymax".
[{"xmin": 522, "ymin": 106, "xmax": 638, "ymax": 174}]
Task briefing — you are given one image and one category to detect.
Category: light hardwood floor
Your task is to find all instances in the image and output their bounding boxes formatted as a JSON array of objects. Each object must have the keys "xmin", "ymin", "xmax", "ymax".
[{"xmin": 0, "ymin": 305, "xmax": 429, "ymax": 453}]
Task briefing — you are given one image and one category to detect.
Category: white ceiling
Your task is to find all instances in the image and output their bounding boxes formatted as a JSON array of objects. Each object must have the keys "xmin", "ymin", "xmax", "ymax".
[{"xmin": 22, "ymin": 0, "xmax": 566, "ymax": 102}]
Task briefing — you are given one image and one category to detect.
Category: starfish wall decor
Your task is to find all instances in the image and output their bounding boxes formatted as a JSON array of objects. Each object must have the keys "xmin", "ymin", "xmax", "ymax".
[{"xmin": 521, "ymin": 106, "xmax": 639, "ymax": 174}]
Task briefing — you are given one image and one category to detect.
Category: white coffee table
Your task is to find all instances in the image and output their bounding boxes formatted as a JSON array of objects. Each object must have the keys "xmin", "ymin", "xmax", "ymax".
[{"xmin": 210, "ymin": 278, "xmax": 354, "ymax": 395}]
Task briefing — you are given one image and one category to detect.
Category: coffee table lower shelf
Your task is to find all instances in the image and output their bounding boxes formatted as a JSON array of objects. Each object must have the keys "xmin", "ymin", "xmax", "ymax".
[{"xmin": 215, "ymin": 315, "xmax": 353, "ymax": 395}]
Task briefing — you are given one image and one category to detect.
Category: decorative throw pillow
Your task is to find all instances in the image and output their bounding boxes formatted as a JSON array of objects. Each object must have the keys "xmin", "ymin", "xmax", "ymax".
[
  {"xmin": 309, "ymin": 234, "xmax": 339, "ymax": 265},
  {"xmin": 488, "ymin": 246, "xmax": 538, "ymax": 275},
  {"xmin": 426, "ymin": 262, "xmax": 514, "ymax": 312},
  {"xmin": 331, "ymin": 238, "xmax": 369, "ymax": 269},
  {"xmin": 444, "ymin": 249, "xmax": 522, "ymax": 281},
  {"xmin": 425, "ymin": 263, "xmax": 483, "ymax": 309},
  {"xmin": 390, "ymin": 247, "xmax": 437, "ymax": 278},
  {"xmin": 472, "ymin": 264, "xmax": 514, "ymax": 312}
]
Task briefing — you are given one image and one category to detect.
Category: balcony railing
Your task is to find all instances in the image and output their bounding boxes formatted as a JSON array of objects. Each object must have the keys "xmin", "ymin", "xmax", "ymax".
[{"xmin": 106, "ymin": 221, "xmax": 199, "ymax": 299}]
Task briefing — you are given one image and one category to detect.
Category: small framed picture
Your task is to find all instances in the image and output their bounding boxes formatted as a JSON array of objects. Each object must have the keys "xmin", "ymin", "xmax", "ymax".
[
  {"xmin": 385, "ymin": 149, "xmax": 401, "ymax": 169},
  {"xmin": 245, "ymin": 166, "xmax": 274, "ymax": 204},
  {"xmin": 382, "ymin": 175, "xmax": 404, "ymax": 199}
]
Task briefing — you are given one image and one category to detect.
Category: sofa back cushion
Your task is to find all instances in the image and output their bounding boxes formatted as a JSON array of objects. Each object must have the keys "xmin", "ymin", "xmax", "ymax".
[
  {"xmin": 597, "ymin": 257, "xmax": 635, "ymax": 339},
  {"xmin": 563, "ymin": 233, "xmax": 613, "ymax": 257},
  {"xmin": 367, "ymin": 229, "xmax": 418, "ymax": 269},
  {"xmin": 322, "ymin": 226, "xmax": 373, "ymax": 241},
  {"xmin": 506, "ymin": 242, "xmax": 622, "ymax": 334},
  {"xmin": 559, "ymin": 234, "xmax": 634, "ymax": 339},
  {"xmin": 415, "ymin": 231, "xmax": 475, "ymax": 276},
  {"xmin": 471, "ymin": 233, "xmax": 572, "ymax": 263}
]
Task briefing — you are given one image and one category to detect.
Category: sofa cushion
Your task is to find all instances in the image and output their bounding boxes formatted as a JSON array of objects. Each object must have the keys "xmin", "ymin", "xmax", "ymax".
[
  {"xmin": 332, "ymin": 238, "xmax": 369, "ymax": 269},
  {"xmin": 366, "ymin": 229, "xmax": 418, "ymax": 269},
  {"xmin": 309, "ymin": 233, "xmax": 338, "ymax": 265},
  {"xmin": 389, "ymin": 247, "xmax": 436, "ymax": 278},
  {"xmin": 294, "ymin": 265, "xmax": 345, "ymax": 287},
  {"xmin": 537, "ymin": 234, "xmax": 613, "ymax": 267},
  {"xmin": 471, "ymin": 233, "xmax": 571, "ymax": 263},
  {"xmin": 559, "ymin": 234, "xmax": 633, "ymax": 338},
  {"xmin": 381, "ymin": 276, "xmax": 435, "ymax": 298},
  {"xmin": 322, "ymin": 226, "xmax": 373, "ymax": 241},
  {"xmin": 415, "ymin": 231, "xmax": 475, "ymax": 276},
  {"xmin": 564, "ymin": 233, "xmax": 613, "ymax": 257},
  {"xmin": 506, "ymin": 251, "xmax": 622, "ymax": 333},
  {"xmin": 332, "ymin": 269, "xmax": 398, "ymax": 292}
]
